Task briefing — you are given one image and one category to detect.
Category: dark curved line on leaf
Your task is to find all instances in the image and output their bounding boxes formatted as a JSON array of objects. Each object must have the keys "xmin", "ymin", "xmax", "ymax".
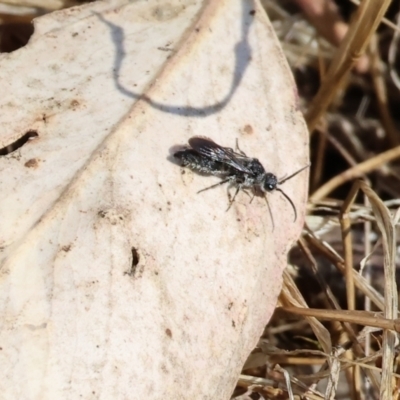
[
  {"xmin": 0, "ymin": 130, "xmax": 38, "ymax": 156},
  {"xmin": 95, "ymin": 0, "xmax": 255, "ymax": 117}
]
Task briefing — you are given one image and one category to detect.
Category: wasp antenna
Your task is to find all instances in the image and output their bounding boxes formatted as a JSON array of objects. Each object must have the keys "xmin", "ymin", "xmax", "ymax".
[
  {"xmin": 278, "ymin": 163, "xmax": 310, "ymax": 185},
  {"xmin": 264, "ymin": 195, "xmax": 275, "ymax": 231},
  {"xmin": 276, "ymin": 188, "xmax": 297, "ymax": 222}
]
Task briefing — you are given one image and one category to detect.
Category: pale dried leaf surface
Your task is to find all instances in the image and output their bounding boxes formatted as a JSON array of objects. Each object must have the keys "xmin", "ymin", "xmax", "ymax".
[{"xmin": 0, "ymin": 0, "xmax": 309, "ymax": 398}]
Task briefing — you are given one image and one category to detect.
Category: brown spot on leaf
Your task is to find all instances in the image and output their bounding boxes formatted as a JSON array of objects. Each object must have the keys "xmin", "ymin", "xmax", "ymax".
[
  {"xmin": 243, "ymin": 124, "xmax": 253, "ymax": 135},
  {"xmin": 70, "ymin": 99, "xmax": 80, "ymax": 109},
  {"xmin": 24, "ymin": 158, "xmax": 39, "ymax": 168}
]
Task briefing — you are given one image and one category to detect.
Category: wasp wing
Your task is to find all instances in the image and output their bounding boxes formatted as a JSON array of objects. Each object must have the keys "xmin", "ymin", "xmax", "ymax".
[{"xmin": 188, "ymin": 137, "xmax": 252, "ymax": 173}]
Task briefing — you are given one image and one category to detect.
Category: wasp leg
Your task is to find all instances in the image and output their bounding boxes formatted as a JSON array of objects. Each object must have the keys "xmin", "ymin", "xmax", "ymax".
[
  {"xmin": 235, "ymin": 139, "xmax": 247, "ymax": 156},
  {"xmin": 236, "ymin": 188, "xmax": 252, "ymax": 201},
  {"xmin": 226, "ymin": 186, "xmax": 241, "ymax": 211},
  {"xmin": 197, "ymin": 177, "xmax": 233, "ymax": 194},
  {"xmin": 248, "ymin": 192, "xmax": 256, "ymax": 203}
]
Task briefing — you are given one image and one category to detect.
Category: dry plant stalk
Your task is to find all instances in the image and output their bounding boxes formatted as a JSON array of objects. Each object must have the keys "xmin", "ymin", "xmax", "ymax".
[{"xmin": 305, "ymin": 0, "xmax": 392, "ymax": 133}]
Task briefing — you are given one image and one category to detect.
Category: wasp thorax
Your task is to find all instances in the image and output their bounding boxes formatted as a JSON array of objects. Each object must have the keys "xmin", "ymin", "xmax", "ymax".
[{"xmin": 262, "ymin": 173, "xmax": 278, "ymax": 192}]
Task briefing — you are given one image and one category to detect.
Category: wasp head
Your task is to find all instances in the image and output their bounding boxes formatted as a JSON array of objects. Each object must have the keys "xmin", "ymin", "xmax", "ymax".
[{"xmin": 262, "ymin": 173, "xmax": 278, "ymax": 192}]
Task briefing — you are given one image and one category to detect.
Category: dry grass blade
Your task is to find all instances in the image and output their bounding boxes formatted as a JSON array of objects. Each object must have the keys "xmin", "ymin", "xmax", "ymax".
[
  {"xmin": 283, "ymin": 307, "xmax": 400, "ymax": 333},
  {"xmin": 305, "ymin": 0, "xmax": 392, "ymax": 132},
  {"xmin": 280, "ymin": 269, "xmax": 332, "ymax": 355},
  {"xmin": 309, "ymin": 145, "xmax": 400, "ymax": 202},
  {"xmin": 274, "ymin": 365, "xmax": 294, "ymax": 400},
  {"xmin": 339, "ymin": 180, "xmax": 375, "ymax": 321}
]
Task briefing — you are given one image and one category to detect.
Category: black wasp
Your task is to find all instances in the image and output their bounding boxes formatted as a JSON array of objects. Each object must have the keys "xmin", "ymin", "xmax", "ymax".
[{"xmin": 174, "ymin": 136, "xmax": 309, "ymax": 223}]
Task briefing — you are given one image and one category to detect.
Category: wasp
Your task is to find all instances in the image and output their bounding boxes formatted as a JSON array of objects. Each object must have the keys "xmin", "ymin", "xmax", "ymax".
[{"xmin": 174, "ymin": 137, "xmax": 309, "ymax": 223}]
